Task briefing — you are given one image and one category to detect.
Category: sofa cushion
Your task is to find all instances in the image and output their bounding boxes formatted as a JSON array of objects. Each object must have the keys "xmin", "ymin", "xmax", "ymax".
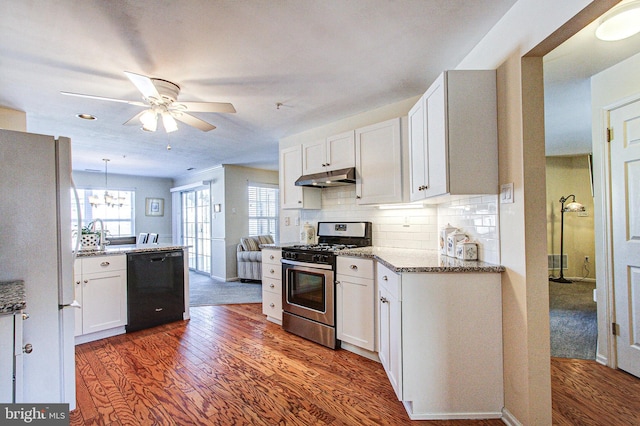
[
  {"xmin": 240, "ymin": 236, "xmax": 260, "ymax": 252},
  {"xmin": 257, "ymin": 235, "xmax": 274, "ymax": 245}
]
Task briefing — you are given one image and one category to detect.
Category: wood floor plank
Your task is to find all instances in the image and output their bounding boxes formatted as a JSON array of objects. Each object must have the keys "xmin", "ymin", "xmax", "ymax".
[{"xmin": 69, "ymin": 303, "xmax": 640, "ymax": 425}]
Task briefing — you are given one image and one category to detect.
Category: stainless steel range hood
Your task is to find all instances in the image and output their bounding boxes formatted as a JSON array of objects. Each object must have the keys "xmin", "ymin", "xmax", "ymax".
[{"xmin": 294, "ymin": 167, "xmax": 356, "ymax": 188}]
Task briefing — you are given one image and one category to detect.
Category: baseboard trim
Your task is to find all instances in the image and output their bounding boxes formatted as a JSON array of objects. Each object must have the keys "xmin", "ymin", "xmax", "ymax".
[{"xmin": 501, "ymin": 408, "xmax": 522, "ymax": 426}]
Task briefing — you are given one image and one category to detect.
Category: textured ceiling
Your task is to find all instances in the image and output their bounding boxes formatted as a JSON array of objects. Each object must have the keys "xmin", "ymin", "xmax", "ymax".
[
  {"xmin": 1, "ymin": 0, "xmax": 517, "ymax": 178},
  {"xmin": 3, "ymin": 0, "xmax": 638, "ymax": 178}
]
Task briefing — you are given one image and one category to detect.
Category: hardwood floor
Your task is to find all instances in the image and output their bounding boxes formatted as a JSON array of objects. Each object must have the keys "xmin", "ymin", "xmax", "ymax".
[{"xmin": 70, "ymin": 304, "xmax": 640, "ymax": 425}]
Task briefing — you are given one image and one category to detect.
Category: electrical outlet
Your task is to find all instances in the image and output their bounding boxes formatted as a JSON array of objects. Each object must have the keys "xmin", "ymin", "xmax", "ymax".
[{"xmin": 585, "ymin": 256, "xmax": 590, "ymax": 263}]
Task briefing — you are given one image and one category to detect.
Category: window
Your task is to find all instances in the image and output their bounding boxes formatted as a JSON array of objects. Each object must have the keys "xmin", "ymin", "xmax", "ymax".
[
  {"xmin": 72, "ymin": 188, "xmax": 135, "ymax": 237},
  {"xmin": 248, "ymin": 183, "xmax": 279, "ymax": 237}
]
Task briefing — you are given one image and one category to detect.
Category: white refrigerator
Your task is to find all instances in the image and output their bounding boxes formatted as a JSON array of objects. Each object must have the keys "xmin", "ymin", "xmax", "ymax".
[{"xmin": 0, "ymin": 129, "xmax": 76, "ymax": 408}]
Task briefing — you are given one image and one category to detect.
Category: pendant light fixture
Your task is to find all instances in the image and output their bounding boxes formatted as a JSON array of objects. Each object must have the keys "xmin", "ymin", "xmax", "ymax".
[
  {"xmin": 595, "ymin": 0, "xmax": 640, "ymax": 41},
  {"xmin": 89, "ymin": 159, "xmax": 125, "ymax": 208}
]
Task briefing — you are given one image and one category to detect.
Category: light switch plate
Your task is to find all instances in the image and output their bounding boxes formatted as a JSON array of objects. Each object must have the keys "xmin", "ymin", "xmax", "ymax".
[{"xmin": 500, "ymin": 183, "xmax": 514, "ymax": 204}]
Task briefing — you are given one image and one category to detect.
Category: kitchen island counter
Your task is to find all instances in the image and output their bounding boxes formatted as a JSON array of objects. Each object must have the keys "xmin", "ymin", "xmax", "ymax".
[
  {"xmin": 76, "ymin": 244, "xmax": 188, "ymax": 258},
  {"xmin": 339, "ymin": 247, "xmax": 504, "ymax": 273}
]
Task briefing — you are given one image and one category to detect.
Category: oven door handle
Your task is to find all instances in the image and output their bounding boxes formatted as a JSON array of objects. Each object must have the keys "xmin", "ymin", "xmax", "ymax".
[{"xmin": 281, "ymin": 259, "xmax": 333, "ymax": 270}]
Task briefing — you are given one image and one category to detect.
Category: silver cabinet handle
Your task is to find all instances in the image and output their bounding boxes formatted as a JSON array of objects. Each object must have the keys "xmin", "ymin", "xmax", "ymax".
[
  {"xmin": 382, "ymin": 276, "xmax": 388, "ymax": 281},
  {"xmin": 380, "ymin": 297, "xmax": 388, "ymax": 303},
  {"xmin": 298, "ymin": 200, "xmax": 302, "ymax": 204},
  {"xmin": 23, "ymin": 343, "xmax": 33, "ymax": 354},
  {"xmin": 335, "ymin": 280, "xmax": 341, "ymax": 285},
  {"xmin": 155, "ymin": 308, "xmax": 163, "ymax": 312},
  {"xmin": 270, "ymin": 269, "xmax": 275, "ymax": 274},
  {"xmin": 75, "ymin": 281, "xmax": 81, "ymax": 285},
  {"xmin": 83, "ymin": 279, "xmax": 88, "ymax": 284},
  {"xmin": 100, "ymin": 261, "xmax": 110, "ymax": 267},
  {"xmin": 22, "ymin": 313, "xmax": 29, "ymax": 321},
  {"xmin": 270, "ymin": 303, "xmax": 275, "ymax": 308},
  {"xmin": 356, "ymin": 195, "xmax": 361, "ymax": 199},
  {"xmin": 269, "ymin": 283, "xmax": 275, "ymax": 289},
  {"xmin": 270, "ymin": 254, "xmax": 275, "ymax": 260},
  {"xmin": 350, "ymin": 264, "xmax": 358, "ymax": 270}
]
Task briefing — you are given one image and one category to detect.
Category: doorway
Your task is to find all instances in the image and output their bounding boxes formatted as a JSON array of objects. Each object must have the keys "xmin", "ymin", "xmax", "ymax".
[
  {"xmin": 181, "ymin": 188, "xmax": 212, "ymax": 275},
  {"xmin": 545, "ymin": 155, "xmax": 597, "ymax": 359}
]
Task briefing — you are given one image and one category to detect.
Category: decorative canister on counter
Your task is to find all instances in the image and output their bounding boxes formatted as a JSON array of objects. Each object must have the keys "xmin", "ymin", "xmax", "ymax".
[
  {"xmin": 300, "ymin": 222, "xmax": 316, "ymax": 245},
  {"xmin": 456, "ymin": 241, "xmax": 478, "ymax": 260},
  {"xmin": 439, "ymin": 223, "xmax": 457, "ymax": 255},
  {"xmin": 446, "ymin": 230, "xmax": 467, "ymax": 257}
]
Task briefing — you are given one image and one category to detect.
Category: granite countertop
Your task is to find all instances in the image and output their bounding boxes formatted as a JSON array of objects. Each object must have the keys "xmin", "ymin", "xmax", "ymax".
[
  {"xmin": 339, "ymin": 247, "xmax": 505, "ymax": 273},
  {"xmin": 76, "ymin": 243, "xmax": 188, "ymax": 258},
  {"xmin": 261, "ymin": 243, "xmax": 504, "ymax": 273},
  {"xmin": 0, "ymin": 280, "xmax": 26, "ymax": 314}
]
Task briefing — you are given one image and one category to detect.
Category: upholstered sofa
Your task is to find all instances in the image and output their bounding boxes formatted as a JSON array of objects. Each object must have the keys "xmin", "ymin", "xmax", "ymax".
[{"xmin": 237, "ymin": 235, "xmax": 274, "ymax": 281}]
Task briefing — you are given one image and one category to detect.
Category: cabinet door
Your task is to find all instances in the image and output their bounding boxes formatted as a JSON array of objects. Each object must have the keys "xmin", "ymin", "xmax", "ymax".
[
  {"xmin": 408, "ymin": 97, "xmax": 427, "ymax": 201},
  {"xmin": 326, "ymin": 130, "xmax": 355, "ymax": 171},
  {"xmin": 82, "ymin": 270, "xmax": 127, "ymax": 334},
  {"xmin": 423, "ymin": 73, "xmax": 448, "ymax": 198},
  {"xmin": 355, "ymin": 118, "xmax": 403, "ymax": 205},
  {"xmin": 280, "ymin": 145, "xmax": 321, "ymax": 209},
  {"xmin": 74, "ymin": 260, "xmax": 83, "ymax": 337},
  {"xmin": 301, "ymin": 139, "xmax": 326, "ymax": 175},
  {"xmin": 0, "ymin": 315, "xmax": 13, "ymax": 403},
  {"xmin": 336, "ymin": 274, "xmax": 375, "ymax": 351},
  {"xmin": 379, "ymin": 286, "xmax": 402, "ymax": 400}
]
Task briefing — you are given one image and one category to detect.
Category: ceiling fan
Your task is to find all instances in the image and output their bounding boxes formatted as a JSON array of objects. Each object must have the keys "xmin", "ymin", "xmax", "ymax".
[{"xmin": 61, "ymin": 71, "xmax": 236, "ymax": 132}]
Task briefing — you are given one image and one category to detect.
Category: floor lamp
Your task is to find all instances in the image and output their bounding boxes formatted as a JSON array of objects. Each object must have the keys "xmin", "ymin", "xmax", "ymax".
[{"xmin": 550, "ymin": 194, "xmax": 585, "ymax": 283}]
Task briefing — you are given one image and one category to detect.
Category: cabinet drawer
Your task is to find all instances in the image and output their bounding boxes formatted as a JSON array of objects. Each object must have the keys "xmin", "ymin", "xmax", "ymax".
[
  {"xmin": 337, "ymin": 256, "xmax": 374, "ymax": 280},
  {"xmin": 81, "ymin": 255, "xmax": 126, "ymax": 274},
  {"xmin": 262, "ymin": 249, "xmax": 282, "ymax": 266},
  {"xmin": 377, "ymin": 262, "xmax": 400, "ymax": 300},
  {"xmin": 262, "ymin": 290, "xmax": 282, "ymax": 320},
  {"xmin": 262, "ymin": 263, "xmax": 282, "ymax": 281},
  {"xmin": 262, "ymin": 278, "xmax": 281, "ymax": 296}
]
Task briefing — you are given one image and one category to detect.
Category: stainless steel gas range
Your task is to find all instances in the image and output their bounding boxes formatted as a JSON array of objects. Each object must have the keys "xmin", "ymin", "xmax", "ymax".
[{"xmin": 281, "ymin": 221, "xmax": 372, "ymax": 349}]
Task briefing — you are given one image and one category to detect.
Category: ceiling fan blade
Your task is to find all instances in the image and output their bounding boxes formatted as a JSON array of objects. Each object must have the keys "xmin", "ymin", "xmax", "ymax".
[
  {"xmin": 175, "ymin": 101, "xmax": 236, "ymax": 114},
  {"xmin": 61, "ymin": 91, "xmax": 146, "ymax": 107},
  {"xmin": 123, "ymin": 110, "xmax": 147, "ymax": 125},
  {"xmin": 173, "ymin": 112, "xmax": 216, "ymax": 131},
  {"xmin": 124, "ymin": 71, "xmax": 161, "ymax": 100}
]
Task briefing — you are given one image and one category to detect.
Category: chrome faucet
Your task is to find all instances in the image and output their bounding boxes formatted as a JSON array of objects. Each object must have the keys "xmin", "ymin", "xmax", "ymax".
[{"xmin": 91, "ymin": 218, "xmax": 107, "ymax": 250}]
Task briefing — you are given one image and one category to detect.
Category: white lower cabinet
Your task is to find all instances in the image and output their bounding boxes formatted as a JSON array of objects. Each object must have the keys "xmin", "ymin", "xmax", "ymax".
[
  {"xmin": 261, "ymin": 248, "xmax": 282, "ymax": 324},
  {"xmin": 336, "ymin": 257, "xmax": 375, "ymax": 352},
  {"xmin": 376, "ymin": 262, "xmax": 503, "ymax": 420},
  {"xmin": 75, "ymin": 255, "xmax": 127, "ymax": 343}
]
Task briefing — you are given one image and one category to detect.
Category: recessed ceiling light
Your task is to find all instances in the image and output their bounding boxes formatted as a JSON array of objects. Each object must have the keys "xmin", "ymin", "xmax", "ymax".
[{"xmin": 76, "ymin": 113, "xmax": 96, "ymax": 120}]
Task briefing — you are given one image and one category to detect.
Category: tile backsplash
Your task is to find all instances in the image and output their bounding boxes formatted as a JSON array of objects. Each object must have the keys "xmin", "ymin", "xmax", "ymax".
[{"xmin": 299, "ymin": 187, "xmax": 500, "ymax": 264}]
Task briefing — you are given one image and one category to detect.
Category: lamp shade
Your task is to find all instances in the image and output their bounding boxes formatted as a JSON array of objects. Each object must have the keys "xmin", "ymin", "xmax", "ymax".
[
  {"xmin": 595, "ymin": 0, "xmax": 640, "ymax": 41},
  {"xmin": 564, "ymin": 201, "xmax": 585, "ymax": 212}
]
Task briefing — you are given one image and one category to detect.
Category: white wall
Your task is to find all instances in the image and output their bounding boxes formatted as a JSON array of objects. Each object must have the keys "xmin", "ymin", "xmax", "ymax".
[
  {"xmin": 173, "ymin": 164, "xmax": 278, "ymax": 280},
  {"xmin": 591, "ymin": 50, "xmax": 640, "ymax": 366},
  {"xmin": 72, "ymin": 170, "xmax": 174, "ymax": 243}
]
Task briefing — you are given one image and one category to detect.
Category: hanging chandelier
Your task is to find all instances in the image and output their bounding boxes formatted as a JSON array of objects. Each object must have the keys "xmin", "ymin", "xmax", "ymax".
[{"xmin": 89, "ymin": 159, "xmax": 125, "ymax": 208}]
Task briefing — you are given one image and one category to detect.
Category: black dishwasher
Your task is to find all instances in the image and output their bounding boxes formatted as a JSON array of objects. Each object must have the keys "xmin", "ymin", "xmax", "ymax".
[{"xmin": 126, "ymin": 250, "xmax": 185, "ymax": 332}]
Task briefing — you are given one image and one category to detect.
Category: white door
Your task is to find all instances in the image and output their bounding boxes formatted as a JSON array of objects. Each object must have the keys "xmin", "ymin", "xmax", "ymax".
[{"xmin": 610, "ymin": 98, "xmax": 640, "ymax": 378}]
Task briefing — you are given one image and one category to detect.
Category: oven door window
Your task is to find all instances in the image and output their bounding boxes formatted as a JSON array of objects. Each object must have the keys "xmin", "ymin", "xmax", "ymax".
[{"xmin": 287, "ymin": 269, "xmax": 326, "ymax": 312}]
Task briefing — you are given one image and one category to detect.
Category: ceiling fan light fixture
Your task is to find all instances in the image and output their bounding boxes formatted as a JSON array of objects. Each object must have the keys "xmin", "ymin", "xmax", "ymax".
[
  {"xmin": 140, "ymin": 109, "xmax": 158, "ymax": 132},
  {"xmin": 595, "ymin": 0, "xmax": 640, "ymax": 41},
  {"xmin": 162, "ymin": 112, "xmax": 178, "ymax": 133}
]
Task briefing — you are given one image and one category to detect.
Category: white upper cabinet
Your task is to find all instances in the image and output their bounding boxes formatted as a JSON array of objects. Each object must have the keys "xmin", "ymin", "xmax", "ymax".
[
  {"xmin": 280, "ymin": 145, "xmax": 321, "ymax": 209},
  {"xmin": 409, "ymin": 70, "xmax": 498, "ymax": 201},
  {"xmin": 302, "ymin": 131, "xmax": 355, "ymax": 175},
  {"xmin": 355, "ymin": 117, "xmax": 404, "ymax": 205}
]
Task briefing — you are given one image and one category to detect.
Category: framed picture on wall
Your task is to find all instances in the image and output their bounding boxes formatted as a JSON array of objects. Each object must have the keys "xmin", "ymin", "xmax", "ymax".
[{"xmin": 145, "ymin": 197, "xmax": 164, "ymax": 216}]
